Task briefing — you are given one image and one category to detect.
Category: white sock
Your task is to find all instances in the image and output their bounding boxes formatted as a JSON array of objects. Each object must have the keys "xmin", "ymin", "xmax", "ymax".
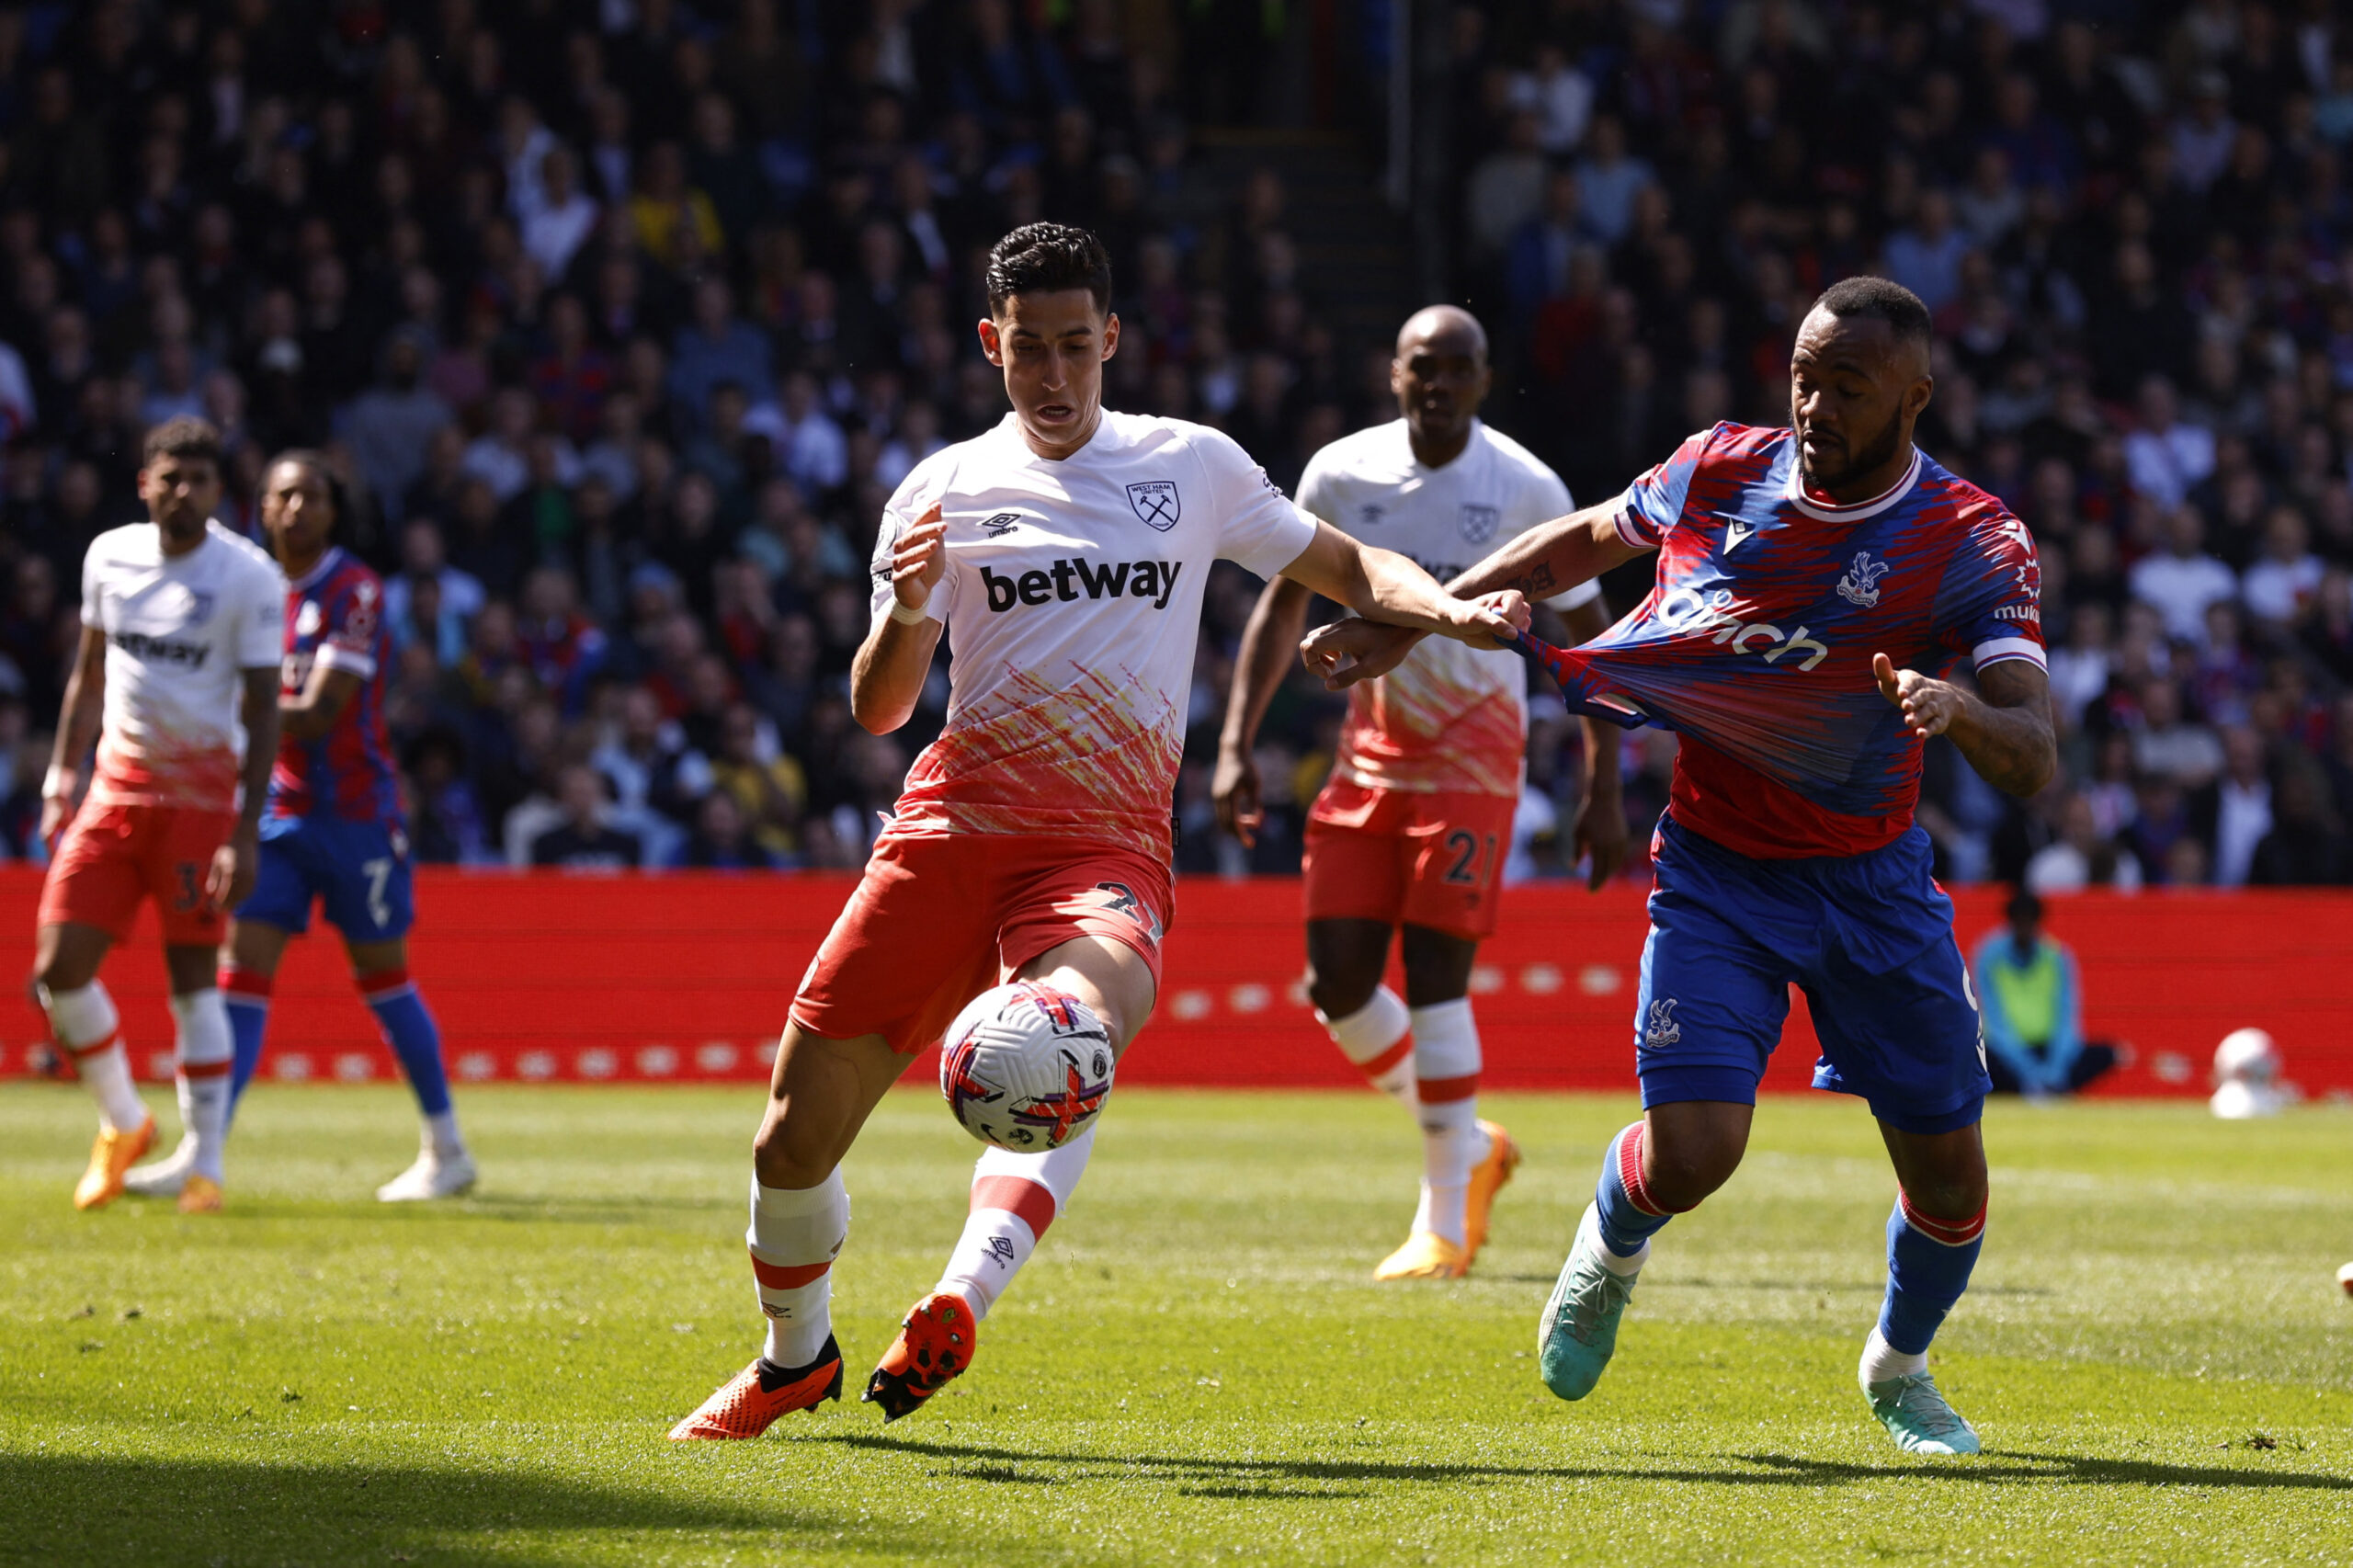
[
  {"xmin": 42, "ymin": 981, "xmax": 148, "ymax": 1132},
  {"xmin": 749, "ymin": 1170, "xmax": 848, "ymax": 1368},
  {"xmin": 1583, "ymin": 1200, "xmax": 1648, "ymax": 1276},
  {"xmin": 170, "ymin": 989, "xmax": 233, "ymax": 1183},
  {"xmin": 1409, "ymin": 999, "xmax": 1485, "ymax": 1245},
  {"xmin": 937, "ymin": 1125, "xmax": 1097, "ymax": 1322},
  {"xmin": 426, "ymin": 1109, "xmax": 465, "ymax": 1160},
  {"xmin": 1859, "ymin": 1326, "xmax": 1927, "ymax": 1387},
  {"xmin": 1320, "ymin": 986, "xmax": 1416, "ymax": 1111}
]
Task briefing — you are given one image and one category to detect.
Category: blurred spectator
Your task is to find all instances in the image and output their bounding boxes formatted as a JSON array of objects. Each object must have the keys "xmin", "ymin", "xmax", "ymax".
[
  {"xmin": 2130, "ymin": 507, "xmax": 2237, "ymax": 644},
  {"xmin": 1972, "ymin": 891, "xmax": 2121, "ymax": 1097},
  {"xmin": 529, "ymin": 764, "xmax": 642, "ymax": 870}
]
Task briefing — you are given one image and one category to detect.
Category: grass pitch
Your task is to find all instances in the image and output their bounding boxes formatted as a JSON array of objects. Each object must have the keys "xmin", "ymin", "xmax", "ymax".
[{"xmin": 2, "ymin": 1085, "xmax": 2347, "ymax": 1568}]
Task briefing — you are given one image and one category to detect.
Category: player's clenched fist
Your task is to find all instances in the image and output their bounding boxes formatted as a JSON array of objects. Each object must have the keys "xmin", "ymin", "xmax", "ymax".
[
  {"xmin": 890, "ymin": 502, "xmax": 951, "ymax": 613},
  {"xmin": 1873, "ymin": 652, "xmax": 1963, "ymax": 737},
  {"xmin": 1448, "ymin": 589, "xmax": 1533, "ymax": 647}
]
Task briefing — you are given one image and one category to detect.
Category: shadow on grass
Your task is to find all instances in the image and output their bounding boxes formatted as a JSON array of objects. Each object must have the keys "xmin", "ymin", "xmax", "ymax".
[
  {"xmin": 824, "ymin": 1433, "xmax": 2353, "ymax": 1498},
  {"xmin": 0, "ymin": 1449, "xmax": 926, "ymax": 1568}
]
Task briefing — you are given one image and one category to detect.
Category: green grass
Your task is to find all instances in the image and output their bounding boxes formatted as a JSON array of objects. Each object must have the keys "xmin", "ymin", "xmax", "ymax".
[{"xmin": 3, "ymin": 1085, "xmax": 2348, "ymax": 1567}]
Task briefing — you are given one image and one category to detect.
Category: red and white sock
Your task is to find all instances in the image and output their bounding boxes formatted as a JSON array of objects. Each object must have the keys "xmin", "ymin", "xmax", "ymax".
[
  {"xmin": 169, "ymin": 989, "xmax": 233, "ymax": 1183},
  {"xmin": 41, "ymin": 980, "xmax": 147, "ymax": 1133},
  {"xmin": 1319, "ymin": 986, "xmax": 1416, "ymax": 1111},
  {"xmin": 935, "ymin": 1125, "xmax": 1097, "ymax": 1321},
  {"xmin": 748, "ymin": 1169, "xmax": 848, "ymax": 1369},
  {"xmin": 1409, "ymin": 999, "xmax": 1486, "ymax": 1246}
]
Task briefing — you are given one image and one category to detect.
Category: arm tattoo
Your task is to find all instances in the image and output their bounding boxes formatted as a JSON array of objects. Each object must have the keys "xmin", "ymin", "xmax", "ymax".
[
  {"xmin": 1506, "ymin": 562, "xmax": 1558, "ymax": 597},
  {"xmin": 1954, "ymin": 660, "xmax": 2057, "ymax": 799}
]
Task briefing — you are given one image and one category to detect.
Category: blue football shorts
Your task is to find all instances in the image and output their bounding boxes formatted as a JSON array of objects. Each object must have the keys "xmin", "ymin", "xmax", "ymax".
[
  {"xmin": 1631, "ymin": 818, "xmax": 1989, "ymax": 1136},
  {"xmin": 238, "ymin": 813, "xmax": 416, "ymax": 942}
]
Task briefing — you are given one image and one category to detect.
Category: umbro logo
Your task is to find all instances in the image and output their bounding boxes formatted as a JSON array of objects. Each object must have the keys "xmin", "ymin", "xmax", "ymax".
[{"xmin": 982, "ymin": 512, "xmax": 1021, "ymax": 538}]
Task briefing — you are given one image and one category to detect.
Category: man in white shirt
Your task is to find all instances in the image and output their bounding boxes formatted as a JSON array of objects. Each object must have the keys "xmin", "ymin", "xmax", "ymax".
[
  {"xmin": 32, "ymin": 417, "xmax": 284, "ymax": 1215},
  {"xmin": 2121, "ymin": 377, "xmax": 2216, "ymax": 510},
  {"xmin": 670, "ymin": 225, "xmax": 1529, "ymax": 1441},
  {"xmin": 1215, "ymin": 305, "xmax": 1626, "ymax": 1280},
  {"xmin": 2129, "ymin": 506, "xmax": 2237, "ymax": 643}
]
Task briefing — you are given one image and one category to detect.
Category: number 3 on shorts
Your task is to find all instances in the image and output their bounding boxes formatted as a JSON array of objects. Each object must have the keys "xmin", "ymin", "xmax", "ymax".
[{"xmin": 362, "ymin": 857, "xmax": 392, "ymax": 929}]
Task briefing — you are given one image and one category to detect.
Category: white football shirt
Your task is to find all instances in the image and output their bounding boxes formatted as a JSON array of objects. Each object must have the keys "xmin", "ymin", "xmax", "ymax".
[
  {"xmin": 81, "ymin": 519, "xmax": 286, "ymax": 811},
  {"xmin": 871, "ymin": 411, "xmax": 1318, "ymax": 858},
  {"xmin": 1297, "ymin": 418, "xmax": 1597, "ymax": 798}
]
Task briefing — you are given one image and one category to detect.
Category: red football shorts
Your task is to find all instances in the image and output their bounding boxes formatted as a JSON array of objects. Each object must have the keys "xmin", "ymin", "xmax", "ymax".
[
  {"xmin": 791, "ymin": 832, "xmax": 1174, "ymax": 1055},
  {"xmin": 39, "ymin": 801, "xmax": 240, "ymax": 947},
  {"xmin": 1302, "ymin": 778, "xmax": 1517, "ymax": 940}
]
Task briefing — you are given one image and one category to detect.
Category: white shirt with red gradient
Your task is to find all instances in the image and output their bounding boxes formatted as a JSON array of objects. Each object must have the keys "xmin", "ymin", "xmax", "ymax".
[
  {"xmin": 871, "ymin": 411, "xmax": 1318, "ymax": 860},
  {"xmin": 1297, "ymin": 418, "xmax": 1598, "ymax": 799},
  {"xmin": 81, "ymin": 518, "xmax": 286, "ymax": 812}
]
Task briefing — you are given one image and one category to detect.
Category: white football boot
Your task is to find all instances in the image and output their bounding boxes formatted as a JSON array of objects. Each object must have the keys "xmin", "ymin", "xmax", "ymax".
[
  {"xmin": 120, "ymin": 1137, "xmax": 198, "ymax": 1198},
  {"xmin": 376, "ymin": 1143, "xmax": 478, "ymax": 1201}
]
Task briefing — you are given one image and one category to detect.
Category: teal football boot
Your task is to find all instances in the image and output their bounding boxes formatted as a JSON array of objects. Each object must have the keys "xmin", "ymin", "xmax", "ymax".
[
  {"xmin": 1862, "ymin": 1368, "xmax": 1983, "ymax": 1455},
  {"xmin": 1537, "ymin": 1201, "xmax": 1643, "ymax": 1400}
]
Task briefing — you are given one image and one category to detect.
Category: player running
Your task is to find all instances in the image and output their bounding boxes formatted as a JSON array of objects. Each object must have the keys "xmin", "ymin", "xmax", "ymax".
[
  {"xmin": 669, "ymin": 223, "xmax": 1529, "ymax": 1439},
  {"xmin": 1304, "ymin": 278, "xmax": 2054, "ymax": 1455},
  {"xmin": 124, "ymin": 451, "xmax": 474, "ymax": 1204},
  {"xmin": 32, "ymin": 416, "xmax": 284, "ymax": 1214},
  {"xmin": 1212, "ymin": 305, "xmax": 1626, "ymax": 1280}
]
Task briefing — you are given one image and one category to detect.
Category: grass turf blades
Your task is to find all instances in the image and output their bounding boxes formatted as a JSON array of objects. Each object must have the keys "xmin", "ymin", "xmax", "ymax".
[{"xmin": 2, "ymin": 1085, "xmax": 2347, "ymax": 1567}]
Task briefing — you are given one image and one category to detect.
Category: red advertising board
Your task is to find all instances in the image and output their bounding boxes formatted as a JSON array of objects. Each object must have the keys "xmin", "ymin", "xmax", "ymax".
[{"xmin": 0, "ymin": 868, "xmax": 2345, "ymax": 1098}]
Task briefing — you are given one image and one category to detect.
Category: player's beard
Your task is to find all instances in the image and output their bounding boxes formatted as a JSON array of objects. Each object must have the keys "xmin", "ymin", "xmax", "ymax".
[{"xmin": 1795, "ymin": 406, "xmax": 1905, "ymax": 494}]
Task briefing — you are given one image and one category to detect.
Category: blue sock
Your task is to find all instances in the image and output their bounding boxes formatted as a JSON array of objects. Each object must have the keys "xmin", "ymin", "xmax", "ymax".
[
  {"xmin": 1593, "ymin": 1121, "xmax": 1678, "ymax": 1257},
  {"xmin": 220, "ymin": 966, "xmax": 272, "ymax": 1108},
  {"xmin": 1877, "ymin": 1191, "xmax": 1986, "ymax": 1355},
  {"xmin": 360, "ymin": 968, "xmax": 453, "ymax": 1119}
]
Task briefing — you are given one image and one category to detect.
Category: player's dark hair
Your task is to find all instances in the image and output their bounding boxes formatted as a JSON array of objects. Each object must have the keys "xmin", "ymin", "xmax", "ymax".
[
  {"xmin": 985, "ymin": 223, "xmax": 1113, "ymax": 318},
  {"xmin": 2005, "ymin": 887, "xmax": 2043, "ymax": 926},
  {"xmin": 142, "ymin": 415, "xmax": 222, "ymax": 470},
  {"xmin": 1813, "ymin": 275, "xmax": 1933, "ymax": 347},
  {"xmin": 267, "ymin": 448, "xmax": 350, "ymax": 531}
]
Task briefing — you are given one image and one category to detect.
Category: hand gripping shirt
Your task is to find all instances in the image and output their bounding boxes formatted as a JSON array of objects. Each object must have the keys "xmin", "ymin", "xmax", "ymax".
[
  {"xmin": 81, "ymin": 519, "xmax": 286, "ymax": 812},
  {"xmin": 1298, "ymin": 418, "xmax": 1599, "ymax": 798},
  {"xmin": 1559, "ymin": 423, "xmax": 2044, "ymax": 859},
  {"xmin": 871, "ymin": 411, "xmax": 1318, "ymax": 860},
  {"xmin": 269, "ymin": 546, "xmax": 402, "ymax": 823}
]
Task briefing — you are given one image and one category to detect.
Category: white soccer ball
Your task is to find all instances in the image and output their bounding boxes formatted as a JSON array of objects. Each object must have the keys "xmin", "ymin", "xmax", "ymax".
[
  {"xmin": 2213, "ymin": 1028, "xmax": 2282, "ymax": 1087},
  {"xmin": 938, "ymin": 983, "xmax": 1114, "ymax": 1152}
]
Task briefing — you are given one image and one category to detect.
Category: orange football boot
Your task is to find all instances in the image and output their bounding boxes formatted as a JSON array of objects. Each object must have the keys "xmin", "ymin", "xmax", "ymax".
[
  {"xmin": 1462, "ymin": 1119, "xmax": 1522, "ymax": 1264},
  {"xmin": 861, "ymin": 1291, "xmax": 976, "ymax": 1422},
  {"xmin": 668, "ymin": 1335, "xmax": 845, "ymax": 1440},
  {"xmin": 177, "ymin": 1174, "xmax": 223, "ymax": 1214},
  {"xmin": 73, "ymin": 1117, "xmax": 155, "ymax": 1211}
]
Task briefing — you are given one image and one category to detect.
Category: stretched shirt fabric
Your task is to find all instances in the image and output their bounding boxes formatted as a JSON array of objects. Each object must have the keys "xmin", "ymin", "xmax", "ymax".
[
  {"xmin": 871, "ymin": 412, "xmax": 1319, "ymax": 861},
  {"xmin": 1298, "ymin": 417, "xmax": 1598, "ymax": 799},
  {"xmin": 269, "ymin": 546, "xmax": 403, "ymax": 824},
  {"xmin": 81, "ymin": 519, "xmax": 286, "ymax": 812},
  {"xmin": 1522, "ymin": 422, "xmax": 2045, "ymax": 859}
]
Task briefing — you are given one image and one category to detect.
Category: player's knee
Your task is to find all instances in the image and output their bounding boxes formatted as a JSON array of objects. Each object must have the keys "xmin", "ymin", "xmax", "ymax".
[
  {"xmin": 1642, "ymin": 1132, "xmax": 1743, "ymax": 1210},
  {"xmin": 1304, "ymin": 969, "xmax": 1378, "ymax": 1021},
  {"xmin": 33, "ymin": 949, "xmax": 94, "ymax": 996},
  {"xmin": 1902, "ymin": 1168, "xmax": 1987, "ymax": 1220},
  {"xmin": 751, "ymin": 1109, "xmax": 846, "ymax": 1189}
]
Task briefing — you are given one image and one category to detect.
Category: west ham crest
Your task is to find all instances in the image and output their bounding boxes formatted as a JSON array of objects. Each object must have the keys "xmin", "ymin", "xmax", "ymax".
[
  {"xmin": 1460, "ymin": 504, "xmax": 1501, "ymax": 544},
  {"xmin": 1125, "ymin": 481, "xmax": 1180, "ymax": 531}
]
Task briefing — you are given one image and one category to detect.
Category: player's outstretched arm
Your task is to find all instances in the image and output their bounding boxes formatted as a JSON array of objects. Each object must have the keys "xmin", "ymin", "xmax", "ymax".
[
  {"xmin": 1872, "ymin": 653, "xmax": 2056, "ymax": 799},
  {"xmin": 1279, "ymin": 520, "xmax": 1529, "ymax": 645},
  {"xmin": 38, "ymin": 627, "xmax": 107, "ymax": 846},
  {"xmin": 1300, "ymin": 504, "xmax": 1643, "ymax": 689},
  {"xmin": 851, "ymin": 503, "xmax": 949, "ymax": 735},
  {"xmin": 1213, "ymin": 575, "xmax": 1315, "ymax": 848}
]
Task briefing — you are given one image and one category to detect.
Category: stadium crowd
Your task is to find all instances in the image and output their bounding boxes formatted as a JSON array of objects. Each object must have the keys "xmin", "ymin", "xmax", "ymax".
[{"xmin": 1, "ymin": 0, "xmax": 2351, "ymax": 891}]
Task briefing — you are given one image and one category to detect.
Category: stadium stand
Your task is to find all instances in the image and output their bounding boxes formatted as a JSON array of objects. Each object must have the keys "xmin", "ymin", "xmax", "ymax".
[{"xmin": 0, "ymin": 1, "xmax": 2349, "ymax": 892}]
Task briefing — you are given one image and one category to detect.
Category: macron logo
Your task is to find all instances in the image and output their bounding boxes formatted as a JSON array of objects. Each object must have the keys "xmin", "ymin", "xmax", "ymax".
[{"xmin": 983, "ymin": 558, "xmax": 1185, "ymax": 612}]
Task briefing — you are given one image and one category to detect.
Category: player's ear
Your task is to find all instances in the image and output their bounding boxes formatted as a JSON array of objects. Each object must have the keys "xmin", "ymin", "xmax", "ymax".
[
  {"xmin": 1905, "ymin": 373, "xmax": 1935, "ymax": 423},
  {"xmin": 1100, "ymin": 312, "xmax": 1120, "ymax": 361},
  {"xmin": 977, "ymin": 317, "xmax": 1004, "ymax": 367}
]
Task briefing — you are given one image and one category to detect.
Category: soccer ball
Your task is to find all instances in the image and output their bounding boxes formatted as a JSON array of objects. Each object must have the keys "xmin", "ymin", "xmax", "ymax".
[
  {"xmin": 938, "ymin": 983, "xmax": 1114, "ymax": 1152},
  {"xmin": 2210, "ymin": 1028, "xmax": 2288, "ymax": 1119}
]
